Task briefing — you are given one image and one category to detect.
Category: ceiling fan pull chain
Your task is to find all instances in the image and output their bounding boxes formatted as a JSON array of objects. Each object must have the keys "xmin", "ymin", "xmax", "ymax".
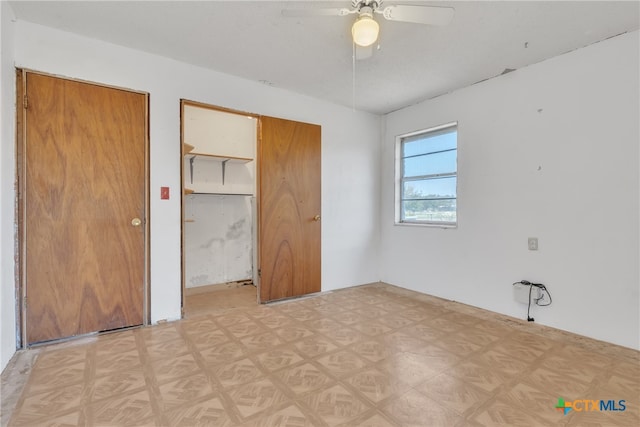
[{"xmin": 352, "ymin": 41, "xmax": 357, "ymax": 112}]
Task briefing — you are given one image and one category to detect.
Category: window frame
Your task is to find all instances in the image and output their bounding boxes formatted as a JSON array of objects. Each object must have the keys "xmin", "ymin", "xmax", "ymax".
[{"xmin": 394, "ymin": 122, "xmax": 458, "ymax": 228}]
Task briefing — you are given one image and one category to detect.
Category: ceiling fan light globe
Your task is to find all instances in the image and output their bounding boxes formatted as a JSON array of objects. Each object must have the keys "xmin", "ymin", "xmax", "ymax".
[{"xmin": 352, "ymin": 16, "xmax": 379, "ymax": 47}]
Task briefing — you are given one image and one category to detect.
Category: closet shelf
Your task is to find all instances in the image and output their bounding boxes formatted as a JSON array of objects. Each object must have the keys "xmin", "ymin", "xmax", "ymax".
[
  {"xmin": 186, "ymin": 152, "xmax": 253, "ymax": 185},
  {"xmin": 187, "ymin": 192, "xmax": 254, "ymax": 196},
  {"xmin": 186, "ymin": 152, "xmax": 252, "ymax": 163},
  {"xmin": 184, "ymin": 188, "xmax": 194, "ymax": 195}
]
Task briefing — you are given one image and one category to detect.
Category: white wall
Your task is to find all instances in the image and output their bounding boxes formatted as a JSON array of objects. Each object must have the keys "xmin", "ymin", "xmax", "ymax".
[
  {"xmin": 183, "ymin": 106, "xmax": 257, "ymax": 196},
  {"xmin": 381, "ymin": 31, "xmax": 640, "ymax": 350},
  {"xmin": 0, "ymin": 0, "xmax": 17, "ymax": 372},
  {"xmin": 184, "ymin": 195, "xmax": 253, "ymax": 288},
  {"xmin": 0, "ymin": 20, "xmax": 381, "ymax": 371}
]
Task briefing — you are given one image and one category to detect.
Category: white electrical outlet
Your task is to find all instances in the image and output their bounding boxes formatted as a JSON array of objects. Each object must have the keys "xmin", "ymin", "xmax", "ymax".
[
  {"xmin": 513, "ymin": 283, "xmax": 530, "ymax": 304},
  {"xmin": 513, "ymin": 283, "xmax": 541, "ymax": 304},
  {"xmin": 528, "ymin": 237, "xmax": 538, "ymax": 251}
]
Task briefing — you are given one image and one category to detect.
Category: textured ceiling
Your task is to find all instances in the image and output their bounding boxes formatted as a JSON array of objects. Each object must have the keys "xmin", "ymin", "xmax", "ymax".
[{"xmin": 8, "ymin": 0, "xmax": 640, "ymax": 114}]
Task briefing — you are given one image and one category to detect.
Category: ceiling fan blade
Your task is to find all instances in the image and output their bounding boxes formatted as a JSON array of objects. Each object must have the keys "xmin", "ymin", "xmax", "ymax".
[
  {"xmin": 282, "ymin": 8, "xmax": 352, "ymax": 17},
  {"xmin": 355, "ymin": 45, "xmax": 373, "ymax": 60},
  {"xmin": 379, "ymin": 5, "xmax": 454, "ymax": 26}
]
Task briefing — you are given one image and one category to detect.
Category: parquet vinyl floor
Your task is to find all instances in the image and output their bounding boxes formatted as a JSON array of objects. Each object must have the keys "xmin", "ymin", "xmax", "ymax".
[{"xmin": 2, "ymin": 282, "xmax": 638, "ymax": 426}]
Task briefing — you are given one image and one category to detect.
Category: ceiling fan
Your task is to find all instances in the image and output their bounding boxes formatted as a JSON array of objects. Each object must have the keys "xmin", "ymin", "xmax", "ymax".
[{"xmin": 282, "ymin": 1, "xmax": 455, "ymax": 58}]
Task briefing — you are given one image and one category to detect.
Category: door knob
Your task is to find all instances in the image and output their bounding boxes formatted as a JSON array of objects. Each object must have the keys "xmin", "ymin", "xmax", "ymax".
[
  {"xmin": 131, "ymin": 218, "xmax": 142, "ymax": 227},
  {"xmin": 313, "ymin": 215, "xmax": 321, "ymax": 221}
]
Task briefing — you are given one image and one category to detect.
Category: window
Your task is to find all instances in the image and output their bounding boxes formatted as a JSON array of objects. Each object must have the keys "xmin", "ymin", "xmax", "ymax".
[{"xmin": 395, "ymin": 123, "xmax": 457, "ymax": 226}]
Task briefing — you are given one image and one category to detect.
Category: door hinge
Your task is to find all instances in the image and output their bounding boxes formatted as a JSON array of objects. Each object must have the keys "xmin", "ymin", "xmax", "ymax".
[
  {"xmin": 258, "ymin": 269, "xmax": 261, "ymax": 277},
  {"xmin": 23, "ymin": 95, "xmax": 28, "ymax": 110},
  {"xmin": 22, "ymin": 296, "xmax": 27, "ymax": 310}
]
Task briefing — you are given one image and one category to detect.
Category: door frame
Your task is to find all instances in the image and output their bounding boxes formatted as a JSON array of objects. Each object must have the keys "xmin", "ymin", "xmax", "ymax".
[
  {"xmin": 15, "ymin": 69, "xmax": 151, "ymax": 348},
  {"xmin": 179, "ymin": 100, "xmax": 261, "ymax": 314}
]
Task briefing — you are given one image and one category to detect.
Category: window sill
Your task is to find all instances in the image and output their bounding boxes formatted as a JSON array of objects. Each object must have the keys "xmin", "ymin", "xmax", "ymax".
[{"xmin": 395, "ymin": 221, "xmax": 457, "ymax": 229}]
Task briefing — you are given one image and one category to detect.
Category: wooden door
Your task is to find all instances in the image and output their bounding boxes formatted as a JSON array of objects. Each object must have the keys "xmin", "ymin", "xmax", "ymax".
[
  {"xmin": 22, "ymin": 72, "xmax": 147, "ymax": 344},
  {"xmin": 259, "ymin": 116, "xmax": 321, "ymax": 302}
]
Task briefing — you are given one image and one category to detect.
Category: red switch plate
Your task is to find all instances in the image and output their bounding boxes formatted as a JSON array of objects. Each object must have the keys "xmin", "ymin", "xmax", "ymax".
[{"xmin": 160, "ymin": 187, "xmax": 170, "ymax": 200}]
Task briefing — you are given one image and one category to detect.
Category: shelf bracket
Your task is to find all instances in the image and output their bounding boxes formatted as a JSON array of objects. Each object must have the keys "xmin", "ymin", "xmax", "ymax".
[
  {"xmin": 221, "ymin": 159, "xmax": 229, "ymax": 185},
  {"xmin": 189, "ymin": 156, "xmax": 196, "ymax": 184}
]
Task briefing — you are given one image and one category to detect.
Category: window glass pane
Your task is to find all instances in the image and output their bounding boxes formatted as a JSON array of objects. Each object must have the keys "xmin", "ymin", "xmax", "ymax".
[
  {"xmin": 403, "ymin": 150, "xmax": 456, "ymax": 178},
  {"xmin": 403, "ymin": 177, "xmax": 456, "ymax": 200},
  {"xmin": 396, "ymin": 123, "xmax": 457, "ymax": 226},
  {"xmin": 403, "ymin": 130, "xmax": 456, "ymax": 157},
  {"xmin": 401, "ymin": 200, "xmax": 457, "ymax": 223}
]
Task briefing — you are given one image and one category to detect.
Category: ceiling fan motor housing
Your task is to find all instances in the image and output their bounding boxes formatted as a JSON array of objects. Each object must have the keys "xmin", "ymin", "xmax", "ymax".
[{"xmin": 353, "ymin": 0, "xmax": 382, "ymax": 12}]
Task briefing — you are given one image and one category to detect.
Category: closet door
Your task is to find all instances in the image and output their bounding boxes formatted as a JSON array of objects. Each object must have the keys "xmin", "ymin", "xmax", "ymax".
[
  {"xmin": 259, "ymin": 116, "xmax": 321, "ymax": 302},
  {"xmin": 22, "ymin": 72, "xmax": 148, "ymax": 344}
]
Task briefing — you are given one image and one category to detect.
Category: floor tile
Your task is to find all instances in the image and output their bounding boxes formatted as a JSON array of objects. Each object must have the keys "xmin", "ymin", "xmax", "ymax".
[
  {"xmin": 10, "ymin": 382, "xmax": 84, "ymax": 425},
  {"xmin": 494, "ymin": 380, "xmax": 566, "ymax": 425},
  {"xmin": 212, "ymin": 357, "xmax": 264, "ymax": 388},
  {"xmin": 90, "ymin": 388, "xmax": 155, "ymax": 426},
  {"xmin": 538, "ymin": 353, "xmax": 604, "ymax": 384},
  {"xmin": 95, "ymin": 331, "xmax": 137, "ymax": 354},
  {"xmin": 601, "ymin": 372, "xmax": 640, "ymax": 396},
  {"xmin": 140, "ymin": 324, "xmax": 182, "ymax": 343},
  {"xmin": 33, "ymin": 346, "xmax": 89, "ymax": 370},
  {"xmin": 345, "ymin": 412, "xmax": 399, "ymax": 427},
  {"xmin": 199, "ymin": 341, "xmax": 248, "ymax": 366},
  {"xmin": 350, "ymin": 320, "xmax": 394, "ymax": 337},
  {"xmin": 227, "ymin": 377, "xmax": 290, "ymax": 420},
  {"xmin": 473, "ymin": 348, "xmax": 531, "ymax": 376},
  {"xmin": 25, "ymin": 359, "xmax": 86, "ymax": 393},
  {"xmin": 275, "ymin": 362, "xmax": 333, "ymax": 396},
  {"xmin": 300, "ymin": 383, "xmax": 372, "ymax": 426},
  {"xmin": 316, "ymin": 350, "xmax": 370, "ymax": 377},
  {"xmin": 287, "ymin": 308, "xmax": 323, "ymax": 322},
  {"xmin": 157, "ymin": 372, "xmax": 216, "ymax": 411},
  {"xmin": 471, "ymin": 398, "xmax": 549, "ymax": 426},
  {"xmin": 240, "ymin": 403, "xmax": 317, "ymax": 427},
  {"xmin": 382, "ymin": 389, "xmax": 463, "ymax": 427},
  {"xmin": 522, "ymin": 367, "xmax": 592, "ymax": 400},
  {"xmin": 92, "ymin": 368, "xmax": 147, "ymax": 402},
  {"xmin": 191, "ymin": 328, "xmax": 231, "ymax": 350},
  {"xmin": 240, "ymin": 331, "xmax": 283, "ymax": 353},
  {"xmin": 377, "ymin": 331, "xmax": 429, "ymax": 353},
  {"xmin": 448, "ymin": 361, "xmax": 515, "ymax": 392},
  {"xmin": 274, "ymin": 325, "xmax": 315, "ymax": 343},
  {"xmin": 164, "ymin": 395, "xmax": 236, "ymax": 426},
  {"xmin": 151, "ymin": 353, "xmax": 201, "ymax": 383},
  {"xmin": 416, "ymin": 373, "xmax": 492, "ymax": 416},
  {"xmin": 379, "ymin": 352, "xmax": 442, "ymax": 386},
  {"xmin": 349, "ymin": 339, "xmax": 394, "ymax": 363},
  {"xmin": 15, "ymin": 409, "xmax": 82, "ymax": 427},
  {"xmin": 257, "ymin": 313, "xmax": 297, "ymax": 329},
  {"xmin": 345, "ymin": 367, "xmax": 412, "ymax": 404},
  {"xmin": 294, "ymin": 335, "xmax": 339, "ymax": 358},
  {"xmin": 95, "ymin": 346, "xmax": 141, "ymax": 376},
  {"xmin": 435, "ymin": 334, "xmax": 483, "ymax": 356},
  {"xmin": 256, "ymin": 348, "xmax": 305, "ymax": 372},
  {"xmin": 225, "ymin": 320, "xmax": 266, "ymax": 339}
]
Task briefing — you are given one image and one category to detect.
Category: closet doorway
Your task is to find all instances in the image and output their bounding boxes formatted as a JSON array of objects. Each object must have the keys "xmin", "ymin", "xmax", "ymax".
[
  {"xmin": 181, "ymin": 102, "xmax": 258, "ymax": 317},
  {"xmin": 180, "ymin": 100, "xmax": 322, "ymax": 317}
]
